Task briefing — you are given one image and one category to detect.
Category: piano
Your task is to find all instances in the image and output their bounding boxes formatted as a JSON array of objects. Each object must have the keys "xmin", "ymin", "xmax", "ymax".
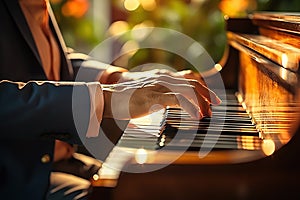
[{"xmin": 88, "ymin": 12, "xmax": 300, "ymax": 199}]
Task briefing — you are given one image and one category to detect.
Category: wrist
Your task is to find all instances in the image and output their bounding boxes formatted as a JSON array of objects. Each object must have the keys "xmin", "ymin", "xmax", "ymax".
[
  {"xmin": 86, "ymin": 83, "xmax": 103, "ymax": 138},
  {"xmin": 102, "ymin": 90, "xmax": 113, "ymax": 118},
  {"xmin": 106, "ymin": 71, "xmax": 124, "ymax": 84},
  {"xmin": 100, "ymin": 66, "xmax": 128, "ymax": 84}
]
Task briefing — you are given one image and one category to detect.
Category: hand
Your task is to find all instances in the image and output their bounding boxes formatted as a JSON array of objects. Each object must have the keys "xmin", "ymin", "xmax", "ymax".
[
  {"xmin": 173, "ymin": 70, "xmax": 206, "ymax": 85},
  {"xmin": 100, "ymin": 72, "xmax": 221, "ymax": 120},
  {"xmin": 119, "ymin": 69, "xmax": 220, "ymax": 105},
  {"xmin": 53, "ymin": 140, "xmax": 74, "ymax": 162},
  {"xmin": 119, "ymin": 69, "xmax": 206, "ymax": 85}
]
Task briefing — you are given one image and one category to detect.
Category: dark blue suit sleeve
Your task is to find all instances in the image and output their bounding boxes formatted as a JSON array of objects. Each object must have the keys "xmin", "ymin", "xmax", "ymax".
[{"xmin": 0, "ymin": 80, "xmax": 96, "ymax": 144}]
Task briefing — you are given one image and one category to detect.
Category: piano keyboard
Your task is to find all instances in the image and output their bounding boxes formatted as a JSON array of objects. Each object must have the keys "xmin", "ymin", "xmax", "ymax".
[
  {"xmin": 118, "ymin": 91, "xmax": 261, "ymax": 152},
  {"xmin": 94, "ymin": 91, "xmax": 267, "ymax": 186}
]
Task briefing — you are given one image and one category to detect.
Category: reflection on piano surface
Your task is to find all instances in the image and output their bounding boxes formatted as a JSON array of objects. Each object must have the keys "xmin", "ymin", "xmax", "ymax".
[{"xmin": 90, "ymin": 12, "xmax": 300, "ymax": 200}]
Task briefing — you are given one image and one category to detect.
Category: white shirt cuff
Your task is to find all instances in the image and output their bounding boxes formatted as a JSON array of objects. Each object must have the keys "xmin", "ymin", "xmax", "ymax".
[{"xmin": 86, "ymin": 82, "xmax": 103, "ymax": 138}]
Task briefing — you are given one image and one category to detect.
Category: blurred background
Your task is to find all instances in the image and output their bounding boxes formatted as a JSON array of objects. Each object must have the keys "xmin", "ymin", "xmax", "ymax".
[{"xmin": 50, "ymin": 0, "xmax": 300, "ymax": 71}]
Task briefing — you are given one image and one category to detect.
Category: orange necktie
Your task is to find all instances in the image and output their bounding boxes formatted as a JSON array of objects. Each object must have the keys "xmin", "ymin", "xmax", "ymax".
[{"xmin": 19, "ymin": 0, "xmax": 61, "ymax": 81}]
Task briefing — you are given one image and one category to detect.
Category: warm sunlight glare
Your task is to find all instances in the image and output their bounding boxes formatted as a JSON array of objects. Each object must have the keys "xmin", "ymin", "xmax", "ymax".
[
  {"xmin": 135, "ymin": 148, "xmax": 148, "ymax": 164},
  {"xmin": 262, "ymin": 139, "xmax": 275, "ymax": 156},
  {"xmin": 281, "ymin": 53, "xmax": 288, "ymax": 69}
]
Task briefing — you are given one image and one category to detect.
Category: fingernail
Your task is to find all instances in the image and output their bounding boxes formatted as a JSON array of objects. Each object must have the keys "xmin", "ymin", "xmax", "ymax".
[
  {"xmin": 194, "ymin": 109, "xmax": 203, "ymax": 119},
  {"xmin": 212, "ymin": 96, "xmax": 222, "ymax": 105}
]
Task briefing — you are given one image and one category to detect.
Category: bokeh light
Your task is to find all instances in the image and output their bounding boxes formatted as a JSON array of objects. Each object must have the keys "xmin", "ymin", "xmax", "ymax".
[
  {"xmin": 61, "ymin": 0, "xmax": 89, "ymax": 18},
  {"xmin": 108, "ymin": 21, "xmax": 130, "ymax": 36},
  {"xmin": 124, "ymin": 0, "xmax": 140, "ymax": 11}
]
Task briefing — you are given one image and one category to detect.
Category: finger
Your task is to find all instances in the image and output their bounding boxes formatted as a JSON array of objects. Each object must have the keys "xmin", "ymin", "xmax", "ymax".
[
  {"xmin": 114, "ymin": 80, "xmax": 212, "ymax": 117},
  {"xmin": 161, "ymin": 93, "xmax": 202, "ymax": 119},
  {"xmin": 150, "ymin": 81, "xmax": 212, "ymax": 117},
  {"xmin": 119, "ymin": 70, "xmax": 221, "ymax": 105},
  {"xmin": 187, "ymin": 90, "xmax": 212, "ymax": 117},
  {"xmin": 159, "ymin": 75, "xmax": 220, "ymax": 105},
  {"xmin": 177, "ymin": 70, "xmax": 206, "ymax": 85},
  {"xmin": 145, "ymin": 75, "xmax": 221, "ymax": 105},
  {"xmin": 188, "ymin": 79, "xmax": 221, "ymax": 105}
]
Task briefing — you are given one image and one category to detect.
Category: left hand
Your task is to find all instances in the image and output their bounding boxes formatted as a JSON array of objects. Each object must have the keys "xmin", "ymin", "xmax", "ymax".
[{"xmin": 53, "ymin": 140, "xmax": 74, "ymax": 162}]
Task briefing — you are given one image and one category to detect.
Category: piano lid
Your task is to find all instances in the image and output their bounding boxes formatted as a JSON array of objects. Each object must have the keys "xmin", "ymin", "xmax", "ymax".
[{"xmin": 250, "ymin": 12, "xmax": 300, "ymax": 34}]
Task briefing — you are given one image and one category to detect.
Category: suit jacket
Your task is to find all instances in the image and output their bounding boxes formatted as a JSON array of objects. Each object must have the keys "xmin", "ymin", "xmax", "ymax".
[{"xmin": 0, "ymin": 0, "xmax": 108, "ymax": 199}]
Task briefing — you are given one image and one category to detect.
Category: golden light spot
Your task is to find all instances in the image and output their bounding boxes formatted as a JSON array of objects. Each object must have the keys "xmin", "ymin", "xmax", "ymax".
[
  {"xmin": 61, "ymin": 0, "xmax": 89, "ymax": 18},
  {"xmin": 108, "ymin": 21, "xmax": 129, "ymax": 36},
  {"xmin": 92, "ymin": 174, "xmax": 99, "ymax": 181},
  {"xmin": 140, "ymin": 0, "xmax": 157, "ymax": 11},
  {"xmin": 218, "ymin": 0, "xmax": 257, "ymax": 17},
  {"xmin": 214, "ymin": 64, "xmax": 223, "ymax": 72},
  {"xmin": 279, "ymin": 67, "xmax": 288, "ymax": 81},
  {"xmin": 124, "ymin": 0, "xmax": 140, "ymax": 11},
  {"xmin": 281, "ymin": 53, "xmax": 288, "ymax": 69},
  {"xmin": 262, "ymin": 139, "xmax": 275, "ymax": 156},
  {"xmin": 135, "ymin": 148, "xmax": 148, "ymax": 164}
]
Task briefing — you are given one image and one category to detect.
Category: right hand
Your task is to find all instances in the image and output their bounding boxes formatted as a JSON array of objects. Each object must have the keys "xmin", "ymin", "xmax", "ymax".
[{"xmin": 100, "ymin": 73, "xmax": 221, "ymax": 120}]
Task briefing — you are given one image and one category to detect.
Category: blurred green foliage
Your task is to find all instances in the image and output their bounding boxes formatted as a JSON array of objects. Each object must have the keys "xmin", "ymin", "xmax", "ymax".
[
  {"xmin": 257, "ymin": 0, "xmax": 300, "ymax": 12},
  {"xmin": 113, "ymin": 0, "xmax": 226, "ymax": 71},
  {"xmin": 51, "ymin": 0, "xmax": 103, "ymax": 53},
  {"xmin": 52, "ymin": 0, "xmax": 299, "ymax": 71}
]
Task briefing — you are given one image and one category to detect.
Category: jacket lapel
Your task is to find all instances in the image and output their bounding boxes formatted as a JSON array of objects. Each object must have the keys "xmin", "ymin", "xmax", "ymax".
[
  {"xmin": 3, "ymin": 0, "xmax": 42, "ymax": 67},
  {"xmin": 3, "ymin": 0, "xmax": 74, "ymax": 81},
  {"xmin": 48, "ymin": 5, "xmax": 74, "ymax": 80}
]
